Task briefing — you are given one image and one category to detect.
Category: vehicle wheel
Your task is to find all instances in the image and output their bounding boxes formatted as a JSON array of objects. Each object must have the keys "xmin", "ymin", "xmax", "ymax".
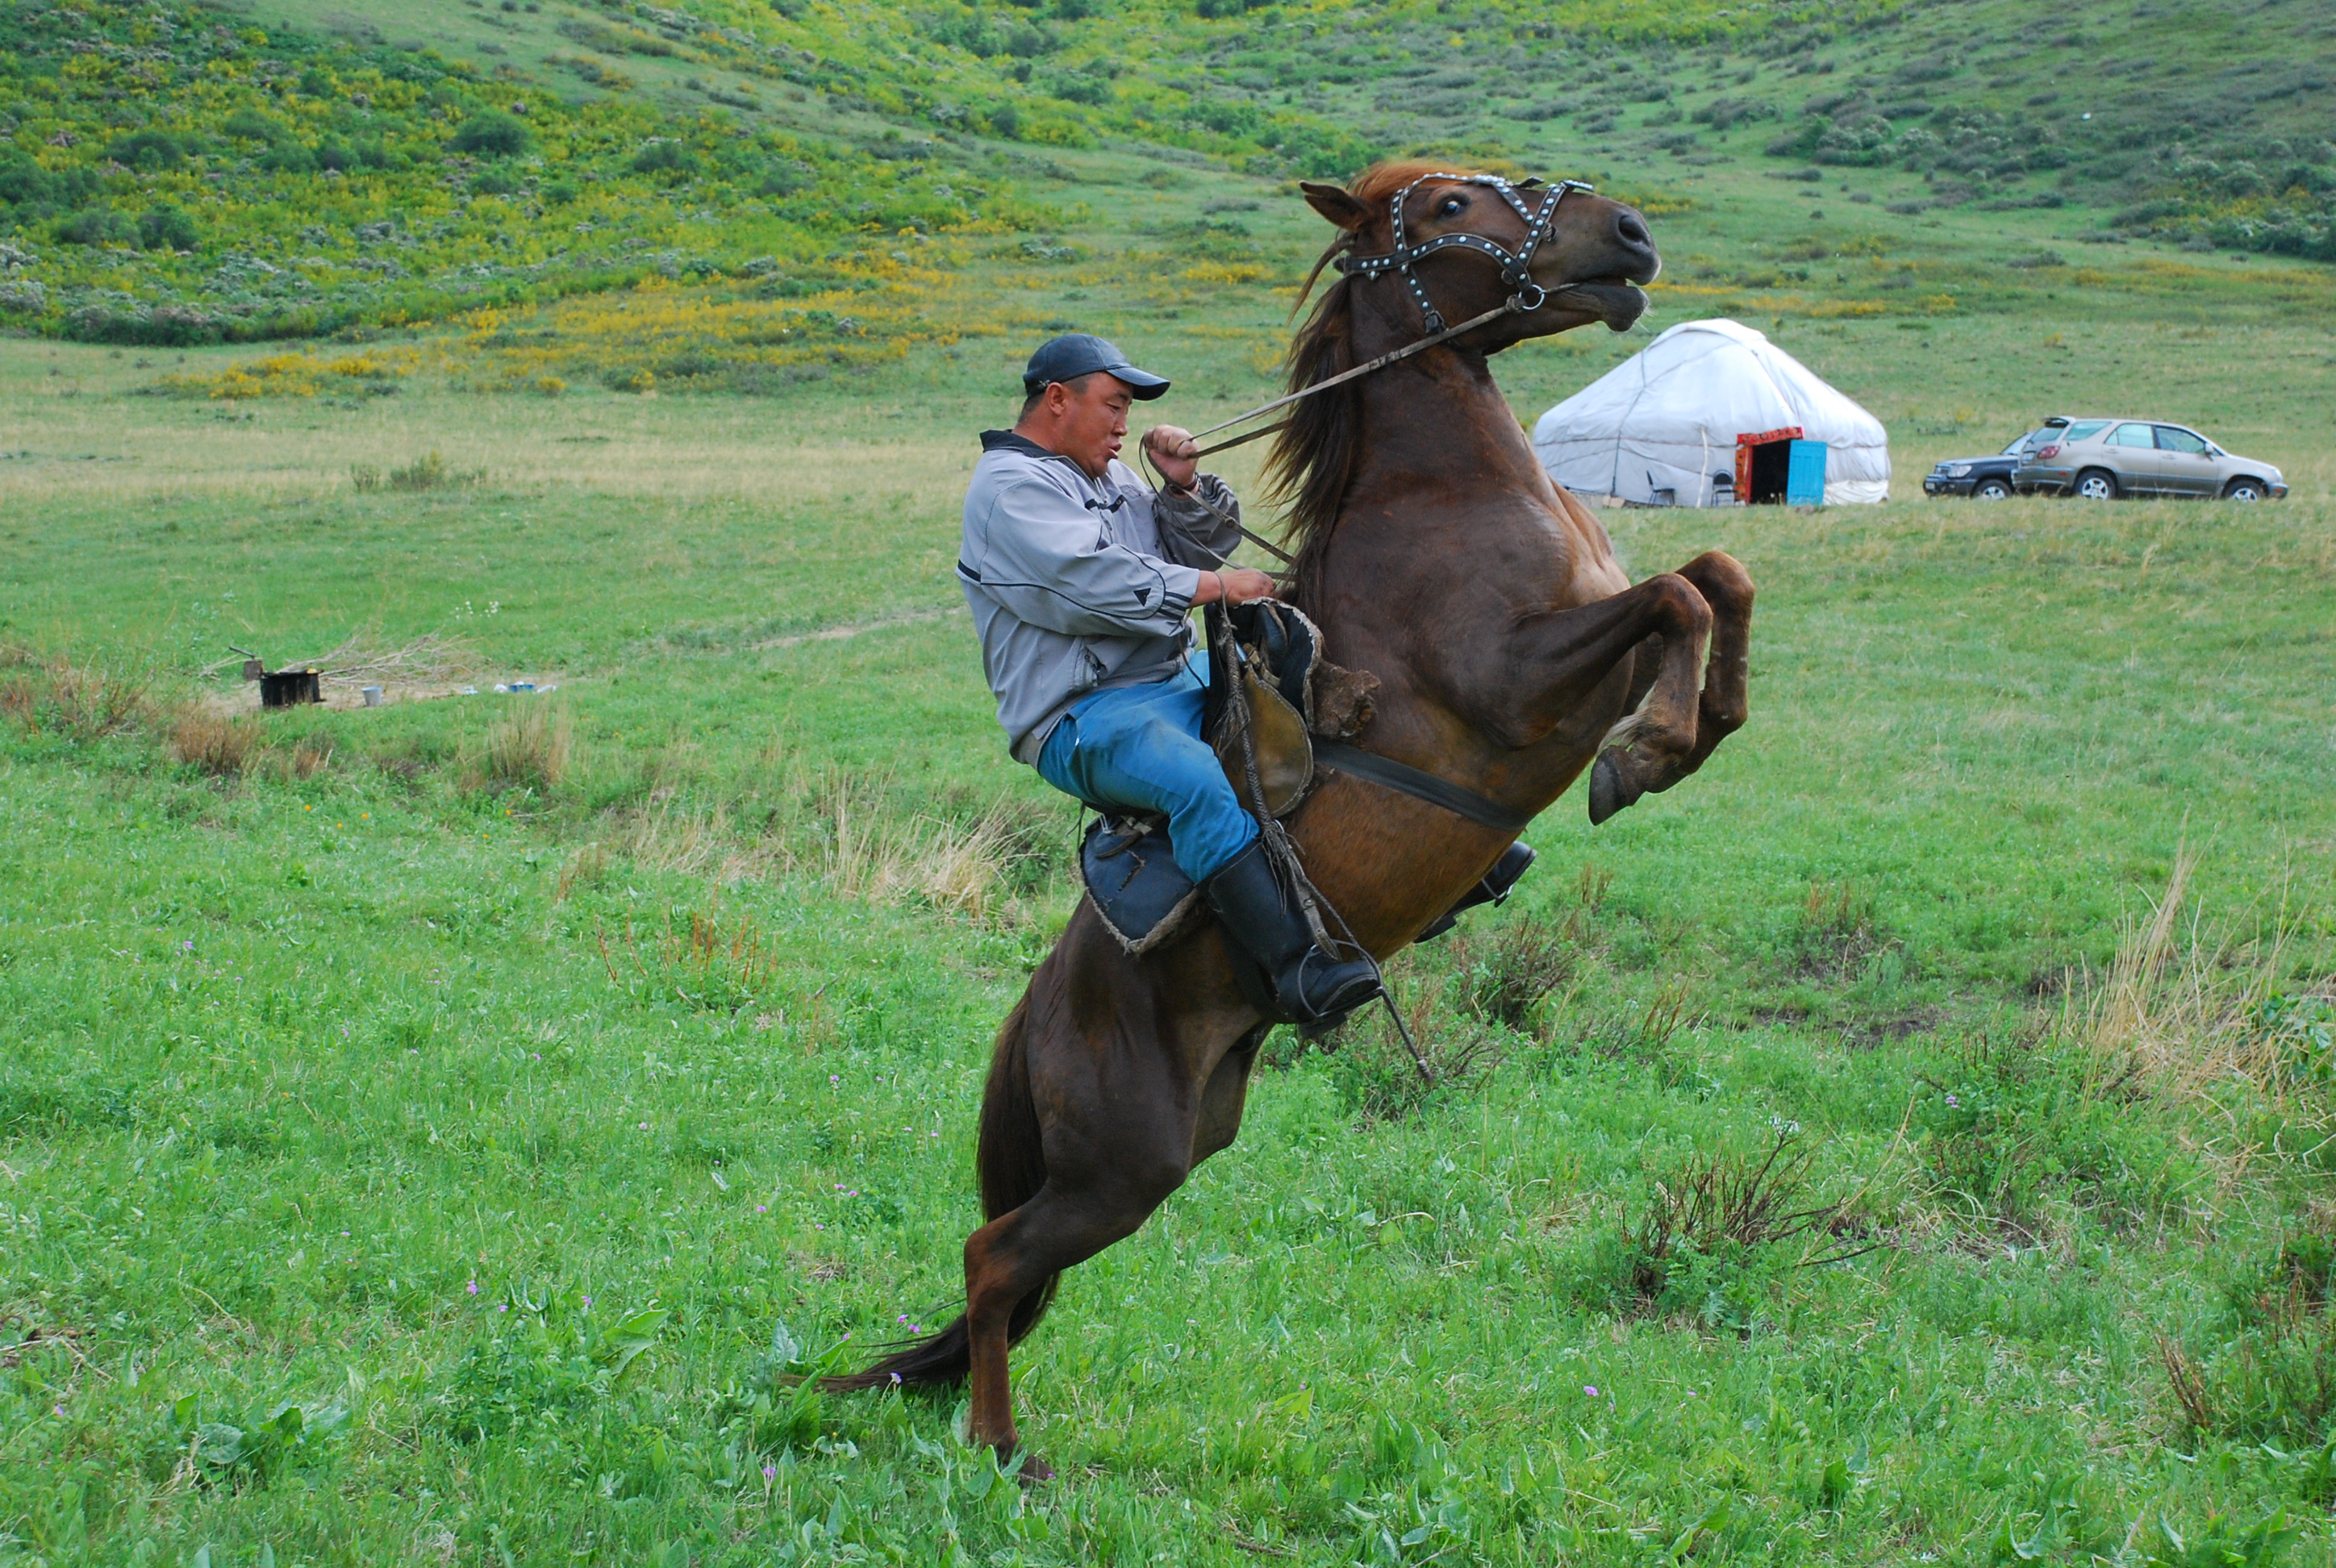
[
  {"xmin": 2221, "ymin": 478, "xmax": 2264, "ymax": 503},
  {"xmin": 1973, "ymin": 477, "xmax": 2013, "ymax": 500},
  {"xmin": 2072, "ymin": 469, "xmax": 2118, "ymax": 501}
]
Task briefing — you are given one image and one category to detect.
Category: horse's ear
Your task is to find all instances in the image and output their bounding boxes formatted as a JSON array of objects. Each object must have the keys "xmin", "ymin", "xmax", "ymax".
[{"xmin": 1299, "ymin": 181, "xmax": 1369, "ymax": 231}]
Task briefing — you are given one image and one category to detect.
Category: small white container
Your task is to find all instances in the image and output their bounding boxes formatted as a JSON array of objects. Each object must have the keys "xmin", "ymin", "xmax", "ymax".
[{"xmin": 361, "ymin": 685, "xmax": 385, "ymax": 707}]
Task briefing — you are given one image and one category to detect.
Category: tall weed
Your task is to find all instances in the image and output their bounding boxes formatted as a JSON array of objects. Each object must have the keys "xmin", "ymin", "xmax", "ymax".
[
  {"xmin": 1564, "ymin": 1130, "xmax": 1873, "ymax": 1328},
  {"xmin": 479, "ymin": 701, "xmax": 573, "ymax": 793},
  {"xmin": 1450, "ymin": 915, "xmax": 1577, "ymax": 1035},
  {"xmin": 2162, "ymin": 1230, "xmax": 2336, "ymax": 1450},
  {"xmin": 0, "ymin": 645, "xmax": 152, "ymax": 740},
  {"xmin": 168, "ymin": 707, "xmax": 261, "ymax": 776},
  {"xmin": 597, "ymin": 899, "xmax": 778, "ymax": 1014},
  {"xmin": 2075, "ymin": 852, "xmax": 2309, "ymax": 1103},
  {"xmin": 1320, "ymin": 974, "xmax": 1503, "ymax": 1123},
  {"xmin": 817, "ymin": 785, "xmax": 1040, "ymax": 920}
]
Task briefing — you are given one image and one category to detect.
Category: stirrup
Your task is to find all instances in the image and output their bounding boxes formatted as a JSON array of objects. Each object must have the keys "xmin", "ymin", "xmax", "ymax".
[{"xmin": 1413, "ymin": 840, "xmax": 1536, "ymax": 943}]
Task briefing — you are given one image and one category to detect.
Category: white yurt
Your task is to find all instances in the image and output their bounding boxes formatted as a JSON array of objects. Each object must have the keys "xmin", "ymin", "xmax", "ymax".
[{"xmin": 1530, "ymin": 318, "xmax": 1891, "ymax": 507}]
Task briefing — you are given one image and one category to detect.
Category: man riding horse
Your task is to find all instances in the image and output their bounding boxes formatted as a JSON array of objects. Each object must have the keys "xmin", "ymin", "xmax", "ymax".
[
  {"xmin": 849, "ymin": 165, "xmax": 1747, "ymax": 1477},
  {"xmin": 959, "ymin": 332, "xmax": 1536, "ymax": 1027}
]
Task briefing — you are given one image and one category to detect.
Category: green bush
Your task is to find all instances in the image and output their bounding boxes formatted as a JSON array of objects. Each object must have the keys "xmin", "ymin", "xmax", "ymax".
[
  {"xmin": 630, "ymin": 140, "xmax": 696, "ymax": 177},
  {"xmin": 0, "ymin": 152, "xmax": 98, "ymax": 215},
  {"xmin": 136, "ymin": 205, "xmax": 198, "ymax": 252},
  {"xmin": 220, "ymin": 106, "xmax": 284, "ymax": 144},
  {"xmin": 105, "ymin": 130, "xmax": 188, "ymax": 170},
  {"xmin": 54, "ymin": 207, "xmax": 130, "ymax": 247},
  {"xmin": 451, "ymin": 111, "xmax": 533, "ymax": 159}
]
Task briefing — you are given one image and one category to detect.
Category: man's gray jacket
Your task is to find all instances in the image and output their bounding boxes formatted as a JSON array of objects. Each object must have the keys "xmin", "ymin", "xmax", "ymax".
[{"xmin": 958, "ymin": 429, "xmax": 1243, "ymax": 762}]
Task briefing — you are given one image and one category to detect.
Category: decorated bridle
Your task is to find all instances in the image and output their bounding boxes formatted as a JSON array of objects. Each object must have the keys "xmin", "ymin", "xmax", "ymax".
[
  {"xmin": 1170, "ymin": 170, "xmax": 1601, "ymax": 467},
  {"xmin": 1333, "ymin": 171, "xmax": 1596, "ymax": 333}
]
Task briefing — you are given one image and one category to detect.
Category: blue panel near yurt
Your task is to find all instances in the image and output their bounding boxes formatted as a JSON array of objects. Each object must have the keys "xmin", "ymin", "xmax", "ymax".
[{"xmin": 1785, "ymin": 440, "xmax": 1828, "ymax": 506}]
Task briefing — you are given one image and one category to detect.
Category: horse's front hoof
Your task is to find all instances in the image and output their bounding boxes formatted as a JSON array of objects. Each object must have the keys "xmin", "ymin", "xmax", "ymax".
[
  {"xmin": 1012, "ymin": 1449, "xmax": 1054, "ymax": 1486},
  {"xmin": 1588, "ymin": 749, "xmax": 1641, "ymax": 825}
]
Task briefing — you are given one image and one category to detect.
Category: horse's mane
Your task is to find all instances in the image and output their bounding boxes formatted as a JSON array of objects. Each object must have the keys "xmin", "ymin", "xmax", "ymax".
[{"xmin": 1263, "ymin": 161, "xmax": 1475, "ymax": 608}]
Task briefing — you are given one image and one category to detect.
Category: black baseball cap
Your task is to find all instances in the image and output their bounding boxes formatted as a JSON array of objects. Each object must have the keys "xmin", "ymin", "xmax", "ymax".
[{"xmin": 1021, "ymin": 333, "xmax": 1170, "ymax": 400}]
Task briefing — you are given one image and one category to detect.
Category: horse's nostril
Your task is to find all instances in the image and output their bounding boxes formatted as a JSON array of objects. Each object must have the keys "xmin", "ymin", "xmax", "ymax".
[{"xmin": 1616, "ymin": 213, "xmax": 1651, "ymax": 248}]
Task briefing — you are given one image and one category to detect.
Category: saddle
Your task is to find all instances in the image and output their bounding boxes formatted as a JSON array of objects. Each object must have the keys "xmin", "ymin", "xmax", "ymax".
[
  {"xmin": 1204, "ymin": 600, "xmax": 1377, "ymax": 819},
  {"xmin": 1080, "ymin": 602, "xmax": 1380, "ymax": 954}
]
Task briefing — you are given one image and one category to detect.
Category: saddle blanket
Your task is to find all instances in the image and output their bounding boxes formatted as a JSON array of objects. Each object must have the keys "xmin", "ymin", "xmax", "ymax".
[{"xmin": 1080, "ymin": 815, "xmax": 1203, "ymax": 955}]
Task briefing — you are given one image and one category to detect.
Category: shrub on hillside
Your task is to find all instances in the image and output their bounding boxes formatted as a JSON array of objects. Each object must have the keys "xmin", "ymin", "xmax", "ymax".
[
  {"xmin": 220, "ymin": 106, "xmax": 285, "ymax": 144},
  {"xmin": 0, "ymin": 152, "xmax": 99, "ymax": 217},
  {"xmin": 104, "ymin": 131, "xmax": 189, "ymax": 170},
  {"xmin": 629, "ymin": 140, "xmax": 695, "ymax": 177},
  {"xmin": 451, "ymin": 112, "xmax": 532, "ymax": 160},
  {"xmin": 136, "ymin": 205, "xmax": 198, "ymax": 252},
  {"xmin": 54, "ymin": 207, "xmax": 131, "ymax": 248}
]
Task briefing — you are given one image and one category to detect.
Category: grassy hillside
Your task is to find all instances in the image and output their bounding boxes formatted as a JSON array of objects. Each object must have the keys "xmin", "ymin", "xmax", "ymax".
[{"xmin": 0, "ymin": 0, "xmax": 2327, "ymax": 350}]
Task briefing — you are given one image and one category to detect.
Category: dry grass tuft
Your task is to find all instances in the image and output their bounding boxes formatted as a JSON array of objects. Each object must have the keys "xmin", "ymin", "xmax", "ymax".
[
  {"xmin": 610, "ymin": 800, "xmax": 731, "ymax": 878},
  {"xmin": 284, "ymin": 736, "xmax": 334, "ymax": 781},
  {"xmin": 0, "ymin": 645, "xmax": 152, "ymax": 740},
  {"xmin": 555, "ymin": 841, "xmax": 612, "ymax": 903},
  {"xmin": 169, "ymin": 708, "xmax": 263, "ymax": 776},
  {"xmin": 2075, "ymin": 850, "xmax": 2303, "ymax": 1103},
  {"xmin": 820, "ymin": 787, "xmax": 1030, "ymax": 920},
  {"xmin": 481, "ymin": 701, "xmax": 573, "ymax": 793}
]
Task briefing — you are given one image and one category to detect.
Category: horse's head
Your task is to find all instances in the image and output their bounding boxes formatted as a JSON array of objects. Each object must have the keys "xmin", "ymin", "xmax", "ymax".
[{"xmin": 1298, "ymin": 161, "xmax": 1659, "ymax": 345}]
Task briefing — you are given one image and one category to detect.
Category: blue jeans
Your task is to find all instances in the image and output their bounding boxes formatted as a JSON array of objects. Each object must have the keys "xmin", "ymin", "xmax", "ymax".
[{"xmin": 1036, "ymin": 658, "xmax": 1258, "ymax": 885}]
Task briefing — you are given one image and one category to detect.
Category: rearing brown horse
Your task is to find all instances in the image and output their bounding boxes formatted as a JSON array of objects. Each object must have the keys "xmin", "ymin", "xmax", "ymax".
[{"xmin": 833, "ymin": 161, "xmax": 1753, "ymax": 1476}]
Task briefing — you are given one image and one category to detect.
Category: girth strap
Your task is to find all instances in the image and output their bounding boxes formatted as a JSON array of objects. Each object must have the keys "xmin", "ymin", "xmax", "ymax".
[{"xmin": 1312, "ymin": 742, "xmax": 1533, "ymax": 834}]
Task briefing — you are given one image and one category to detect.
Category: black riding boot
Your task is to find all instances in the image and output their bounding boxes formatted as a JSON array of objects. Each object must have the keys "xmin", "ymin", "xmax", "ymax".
[
  {"xmin": 1203, "ymin": 840, "xmax": 1382, "ymax": 1026},
  {"xmin": 1412, "ymin": 840, "xmax": 1537, "ymax": 943}
]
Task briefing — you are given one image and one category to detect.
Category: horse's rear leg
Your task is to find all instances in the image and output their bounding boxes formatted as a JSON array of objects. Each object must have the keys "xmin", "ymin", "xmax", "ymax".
[{"xmin": 964, "ymin": 1171, "xmax": 1182, "ymax": 1474}]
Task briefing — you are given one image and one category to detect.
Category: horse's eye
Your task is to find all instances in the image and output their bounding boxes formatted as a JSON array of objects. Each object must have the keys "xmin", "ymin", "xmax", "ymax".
[{"xmin": 1437, "ymin": 195, "xmax": 1466, "ymax": 216}]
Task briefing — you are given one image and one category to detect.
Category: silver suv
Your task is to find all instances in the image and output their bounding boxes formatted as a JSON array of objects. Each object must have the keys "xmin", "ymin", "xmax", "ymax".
[{"xmin": 2014, "ymin": 417, "xmax": 2286, "ymax": 501}]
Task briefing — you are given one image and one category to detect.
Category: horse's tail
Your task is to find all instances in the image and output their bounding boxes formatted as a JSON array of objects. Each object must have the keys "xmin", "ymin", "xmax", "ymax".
[{"xmin": 824, "ymin": 989, "xmax": 1056, "ymax": 1392}]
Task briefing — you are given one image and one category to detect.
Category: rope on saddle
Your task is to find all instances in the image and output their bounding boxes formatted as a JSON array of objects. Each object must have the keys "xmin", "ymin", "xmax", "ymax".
[{"xmin": 1218, "ymin": 620, "xmax": 1433, "ymax": 1086}]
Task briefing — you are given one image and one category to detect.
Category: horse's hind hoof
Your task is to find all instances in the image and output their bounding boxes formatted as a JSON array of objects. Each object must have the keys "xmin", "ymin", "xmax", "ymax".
[
  {"xmin": 1588, "ymin": 749, "xmax": 1641, "ymax": 825},
  {"xmin": 1012, "ymin": 1450, "xmax": 1054, "ymax": 1487}
]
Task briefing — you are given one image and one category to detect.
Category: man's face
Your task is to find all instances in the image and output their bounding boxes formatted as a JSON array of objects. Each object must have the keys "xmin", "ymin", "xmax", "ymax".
[{"xmin": 1050, "ymin": 374, "xmax": 1136, "ymax": 477}]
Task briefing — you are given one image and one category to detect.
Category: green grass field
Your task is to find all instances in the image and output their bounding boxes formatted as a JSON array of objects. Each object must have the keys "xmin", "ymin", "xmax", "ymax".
[{"xmin": 6, "ymin": 0, "xmax": 2336, "ymax": 1563}]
